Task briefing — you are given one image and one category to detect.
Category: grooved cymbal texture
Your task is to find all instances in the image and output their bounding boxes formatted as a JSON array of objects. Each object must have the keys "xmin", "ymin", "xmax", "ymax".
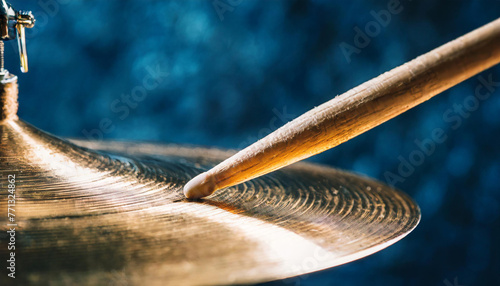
[{"xmin": 0, "ymin": 119, "xmax": 420, "ymax": 285}]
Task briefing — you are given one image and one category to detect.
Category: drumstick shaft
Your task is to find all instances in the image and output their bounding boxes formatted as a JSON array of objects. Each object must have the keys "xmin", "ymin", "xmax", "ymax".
[{"xmin": 184, "ymin": 18, "xmax": 500, "ymax": 199}]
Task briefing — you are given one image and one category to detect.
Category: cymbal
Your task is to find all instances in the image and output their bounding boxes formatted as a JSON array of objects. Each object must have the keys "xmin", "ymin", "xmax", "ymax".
[{"xmin": 0, "ymin": 118, "xmax": 420, "ymax": 285}]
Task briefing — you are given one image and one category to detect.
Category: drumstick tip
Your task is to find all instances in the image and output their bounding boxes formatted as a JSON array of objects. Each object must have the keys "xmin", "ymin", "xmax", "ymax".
[{"xmin": 183, "ymin": 172, "xmax": 216, "ymax": 199}]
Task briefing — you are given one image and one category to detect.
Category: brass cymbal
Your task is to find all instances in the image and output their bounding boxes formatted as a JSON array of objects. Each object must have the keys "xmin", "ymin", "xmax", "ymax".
[{"xmin": 0, "ymin": 118, "xmax": 420, "ymax": 285}]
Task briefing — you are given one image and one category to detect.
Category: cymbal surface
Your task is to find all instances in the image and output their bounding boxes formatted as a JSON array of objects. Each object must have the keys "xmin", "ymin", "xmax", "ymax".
[{"xmin": 0, "ymin": 119, "xmax": 420, "ymax": 285}]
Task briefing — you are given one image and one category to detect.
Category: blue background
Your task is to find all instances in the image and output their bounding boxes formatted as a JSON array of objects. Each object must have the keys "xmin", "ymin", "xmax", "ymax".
[{"xmin": 8, "ymin": 0, "xmax": 500, "ymax": 285}]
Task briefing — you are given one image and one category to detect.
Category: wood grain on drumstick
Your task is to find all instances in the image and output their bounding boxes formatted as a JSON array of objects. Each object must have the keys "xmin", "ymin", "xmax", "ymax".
[{"xmin": 184, "ymin": 17, "xmax": 500, "ymax": 199}]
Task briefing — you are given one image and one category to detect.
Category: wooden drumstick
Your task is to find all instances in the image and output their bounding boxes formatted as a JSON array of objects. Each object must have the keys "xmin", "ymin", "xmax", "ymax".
[{"xmin": 184, "ymin": 18, "xmax": 500, "ymax": 199}]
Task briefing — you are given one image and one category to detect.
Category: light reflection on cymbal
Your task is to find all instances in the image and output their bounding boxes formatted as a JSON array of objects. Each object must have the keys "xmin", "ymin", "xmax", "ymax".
[{"xmin": 0, "ymin": 119, "xmax": 420, "ymax": 285}]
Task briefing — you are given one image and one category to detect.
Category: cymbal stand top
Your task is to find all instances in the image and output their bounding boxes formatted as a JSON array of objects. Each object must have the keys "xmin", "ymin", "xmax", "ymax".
[
  {"xmin": 0, "ymin": 1, "xmax": 35, "ymax": 121},
  {"xmin": 0, "ymin": 0, "xmax": 35, "ymax": 75}
]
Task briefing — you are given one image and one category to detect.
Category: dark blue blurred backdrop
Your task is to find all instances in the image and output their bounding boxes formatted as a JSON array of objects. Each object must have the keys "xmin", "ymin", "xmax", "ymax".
[{"xmin": 8, "ymin": 0, "xmax": 500, "ymax": 285}]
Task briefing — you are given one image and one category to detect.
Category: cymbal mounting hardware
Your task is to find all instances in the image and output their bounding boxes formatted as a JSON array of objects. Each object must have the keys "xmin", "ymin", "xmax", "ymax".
[{"xmin": 0, "ymin": 0, "xmax": 35, "ymax": 75}]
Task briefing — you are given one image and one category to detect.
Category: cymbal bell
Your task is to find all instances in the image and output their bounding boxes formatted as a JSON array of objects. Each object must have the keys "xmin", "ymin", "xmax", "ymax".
[{"xmin": 0, "ymin": 116, "xmax": 420, "ymax": 285}]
